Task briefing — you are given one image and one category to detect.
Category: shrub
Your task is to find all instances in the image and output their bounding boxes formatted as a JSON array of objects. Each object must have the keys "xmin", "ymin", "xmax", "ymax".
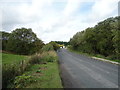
[
  {"xmin": 42, "ymin": 44, "xmax": 54, "ymax": 51},
  {"xmin": 2, "ymin": 64, "xmax": 19, "ymax": 88},
  {"xmin": 28, "ymin": 51, "xmax": 57, "ymax": 65},
  {"xmin": 41, "ymin": 51, "xmax": 57, "ymax": 62},
  {"xmin": 29, "ymin": 54, "xmax": 43, "ymax": 64},
  {"xmin": 2, "ymin": 60, "xmax": 30, "ymax": 88},
  {"xmin": 107, "ymin": 55, "xmax": 118, "ymax": 60},
  {"xmin": 49, "ymin": 41, "xmax": 60, "ymax": 51},
  {"xmin": 14, "ymin": 74, "xmax": 36, "ymax": 88}
]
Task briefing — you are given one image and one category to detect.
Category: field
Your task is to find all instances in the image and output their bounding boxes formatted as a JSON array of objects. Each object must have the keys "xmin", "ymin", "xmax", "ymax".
[{"xmin": 2, "ymin": 53, "xmax": 28, "ymax": 64}]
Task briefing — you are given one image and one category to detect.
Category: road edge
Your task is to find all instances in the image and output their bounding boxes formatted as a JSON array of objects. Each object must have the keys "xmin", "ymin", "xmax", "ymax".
[
  {"xmin": 67, "ymin": 48, "xmax": 120, "ymax": 66},
  {"xmin": 91, "ymin": 57, "xmax": 120, "ymax": 65}
]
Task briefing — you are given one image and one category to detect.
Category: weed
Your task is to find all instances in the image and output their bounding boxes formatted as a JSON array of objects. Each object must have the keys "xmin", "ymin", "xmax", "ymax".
[
  {"xmin": 29, "ymin": 54, "xmax": 42, "ymax": 64},
  {"xmin": 14, "ymin": 74, "xmax": 36, "ymax": 88}
]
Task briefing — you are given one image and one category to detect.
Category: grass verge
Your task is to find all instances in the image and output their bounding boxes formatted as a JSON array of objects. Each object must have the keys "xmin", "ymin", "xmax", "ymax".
[
  {"xmin": 2, "ymin": 50, "xmax": 63, "ymax": 88},
  {"xmin": 14, "ymin": 51, "xmax": 63, "ymax": 88},
  {"xmin": 68, "ymin": 48, "xmax": 120, "ymax": 63},
  {"xmin": 14, "ymin": 62, "xmax": 63, "ymax": 88}
]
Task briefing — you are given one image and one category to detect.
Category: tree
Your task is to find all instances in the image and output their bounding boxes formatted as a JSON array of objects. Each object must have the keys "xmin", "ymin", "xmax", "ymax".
[
  {"xmin": 1, "ymin": 31, "xmax": 10, "ymax": 50},
  {"xmin": 42, "ymin": 44, "xmax": 54, "ymax": 51},
  {"xmin": 54, "ymin": 41, "xmax": 70, "ymax": 46},
  {"xmin": 69, "ymin": 16, "xmax": 120, "ymax": 60},
  {"xmin": 6, "ymin": 28, "xmax": 43, "ymax": 55},
  {"xmin": 30, "ymin": 39, "xmax": 44, "ymax": 54},
  {"xmin": 49, "ymin": 41, "xmax": 60, "ymax": 51}
]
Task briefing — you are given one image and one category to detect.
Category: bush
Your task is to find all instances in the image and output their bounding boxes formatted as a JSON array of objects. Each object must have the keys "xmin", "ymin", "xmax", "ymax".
[
  {"xmin": 49, "ymin": 41, "xmax": 60, "ymax": 51},
  {"xmin": 29, "ymin": 54, "xmax": 43, "ymax": 64},
  {"xmin": 29, "ymin": 51, "xmax": 57, "ymax": 64},
  {"xmin": 14, "ymin": 74, "xmax": 36, "ymax": 88},
  {"xmin": 42, "ymin": 44, "xmax": 54, "ymax": 51},
  {"xmin": 41, "ymin": 51, "xmax": 57, "ymax": 62},
  {"xmin": 107, "ymin": 55, "xmax": 118, "ymax": 60},
  {"xmin": 2, "ymin": 64, "xmax": 20, "ymax": 88},
  {"xmin": 2, "ymin": 60, "xmax": 30, "ymax": 88}
]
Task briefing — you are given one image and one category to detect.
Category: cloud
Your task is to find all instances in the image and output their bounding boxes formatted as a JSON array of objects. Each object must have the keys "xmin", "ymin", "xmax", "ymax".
[
  {"xmin": 82, "ymin": 0, "xmax": 119, "ymax": 23},
  {"xmin": 0, "ymin": 0, "xmax": 119, "ymax": 43},
  {"xmin": 63, "ymin": 0, "xmax": 82, "ymax": 16}
]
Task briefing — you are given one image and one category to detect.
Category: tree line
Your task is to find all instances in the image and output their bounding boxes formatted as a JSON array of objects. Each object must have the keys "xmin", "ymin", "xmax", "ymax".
[
  {"xmin": 54, "ymin": 41, "xmax": 70, "ymax": 46},
  {"xmin": 1, "ymin": 28, "xmax": 62, "ymax": 55},
  {"xmin": 70, "ymin": 16, "xmax": 120, "ymax": 60}
]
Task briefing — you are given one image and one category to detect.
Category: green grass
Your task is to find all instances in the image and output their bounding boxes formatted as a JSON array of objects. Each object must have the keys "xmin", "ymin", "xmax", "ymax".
[
  {"xmin": 94, "ymin": 54, "xmax": 120, "ymax": 63},
  {"xmin": 2, "ymin": 51, "xmax": 63, "ymax": 88},
  {"xmin": 68, "ymin": 48, "xmax": 120, "ymax": 63},
  {"xmin": 2, "ymin": 53, "xmax": 28, "ymax": 64},
  {"xmin": 16, "ymin": 62, "xmax": 63, "ymax": 88}
]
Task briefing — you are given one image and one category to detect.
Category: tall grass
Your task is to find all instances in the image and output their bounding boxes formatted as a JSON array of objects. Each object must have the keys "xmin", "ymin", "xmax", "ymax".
[
  {"xmin": 29, "ymin": 51, "xmax": 57, "ymax": 64},
  {"xmin": 41, "ymin": 51, "xmax": 57, "ymax": 62}
]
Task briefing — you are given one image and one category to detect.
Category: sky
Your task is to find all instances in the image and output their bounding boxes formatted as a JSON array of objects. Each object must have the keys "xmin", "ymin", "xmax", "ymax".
[{"xmin": 0, "ymin": 0, "xmax": 119, "ymax": 43}]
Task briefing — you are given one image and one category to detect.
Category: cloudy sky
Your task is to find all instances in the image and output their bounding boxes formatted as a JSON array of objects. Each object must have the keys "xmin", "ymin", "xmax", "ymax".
[{"xmin": 0, "ymin": 0, "xmax": 119, "ymax": 43}]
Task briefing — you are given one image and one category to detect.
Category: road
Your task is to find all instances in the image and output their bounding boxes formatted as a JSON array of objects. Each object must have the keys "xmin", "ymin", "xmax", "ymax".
[{"xmin": 57, "ymin": 48, "xmax": 119, "ymax": 88}]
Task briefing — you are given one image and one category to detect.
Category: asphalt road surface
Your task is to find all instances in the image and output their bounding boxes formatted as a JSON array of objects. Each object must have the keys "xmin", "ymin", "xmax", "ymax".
[{"xmin": 57, "ymin": 48, "xmax": 119, "ymax": 88}]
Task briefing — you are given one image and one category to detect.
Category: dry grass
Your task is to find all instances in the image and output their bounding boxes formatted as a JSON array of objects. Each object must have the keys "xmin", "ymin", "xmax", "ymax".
[
  {"xmin": 41, "ymin": 51, "xmax": 57, "ymax": 57},
  {"xmin": 29, "ymin": 50, "xmax": 57, "ymax": 64}
]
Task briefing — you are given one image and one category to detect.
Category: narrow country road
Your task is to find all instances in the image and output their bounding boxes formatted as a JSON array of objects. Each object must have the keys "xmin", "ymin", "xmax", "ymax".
[{"xmin": 57, "ymin": 48, "xmax": 118, "ymax": 88}]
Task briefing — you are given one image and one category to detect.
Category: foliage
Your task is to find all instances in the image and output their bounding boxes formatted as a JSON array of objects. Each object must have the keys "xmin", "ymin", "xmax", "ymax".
[
  {"xmin": 1, "ymin": 31, "xmax": 10, "ymax": 50},
  {"xmin": 2, "ymin": 64, "xmax": 20, "ymax": 88},
  {"xmin": 53, "ymin": 41, "xmax": 70, "ymax": 46},
  {"xmin": 2, "ymin": 28, "xmax": 44, "ymax": 55},
  {"xmin": 14, "ymin": 74, "xmax": 36, "ymax": 88},
  {"xmin": 2, "ymin": 61, "xmax": 31, "ymax": 88},
  {"xmin": 49, "ymin": 41, "xmax": 60, "ymax": 51},
  {"xmin": 2, "ymin": 53, "xmax": 30, "ymax": 88},
  {"xmin": 41, "ymin": 51, "xmax": 57, "ymax": 62},
  {"xmin": 29, "ymin": 54, "xmax": 42, "ymax": 64},
  {"xmin": 70, "ymin": 16, "xmax": 120, "ymax": 60},
  {"xmin": 2, "ymin": 48, "xmax": 57, "ymax": 88},
  {"xmin": 42, "ymin": 44, "xmax": 54, "ymax": 51},
  {"xmin": 24, "ymin": 63, "xmax": 63, "ymax": 88},
  {"xmin": 29, "ymin": 51, "xmax": 57, "ymax": 64}
]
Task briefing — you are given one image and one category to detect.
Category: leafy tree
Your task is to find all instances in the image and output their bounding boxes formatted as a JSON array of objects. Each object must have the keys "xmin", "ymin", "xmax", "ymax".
[
  {"xmin": 30, "ymin": 39, "xmax": 44, "ymax": 54},
  {"xmin": 42, "ymin": 44, "xmax": 54, "ymax": 51},
  {"xmin": 49, "ymin": 41, "xmax": 60, "ymax": 51},
  {"xmin": 1, "ymin": 31, "xmax": 10, "ymax": 50},
  {"xmin": 70, "ymin": 16, "xmax": 120, "ymax": 60},
  {"xmin": 6, "ymin": 28, "xmax": 43, "ymax": 55}
]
